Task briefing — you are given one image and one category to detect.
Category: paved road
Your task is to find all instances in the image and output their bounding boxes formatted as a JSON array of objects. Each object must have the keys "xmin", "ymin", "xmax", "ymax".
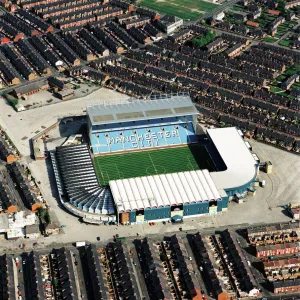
[
  {"xmin": 199, "ymin": 0, "xmax": 241, "ymax": 21},
  {"xmin": 125, "ymin": 243, "xmax": 150, "ymax": 300},
  {"xmin": 202, "ymin": 25, "xmax": 260, "ymax": 43}
]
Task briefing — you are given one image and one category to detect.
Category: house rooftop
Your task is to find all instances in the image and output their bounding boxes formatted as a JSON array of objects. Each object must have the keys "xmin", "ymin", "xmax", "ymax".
[
  {"xmin": 26, "ymin": 223, "xmax": 40, "ymax": 234},
  {"xmin": 159, "ymin": 14, "xmax": 182, "ymax": 24},
  {"xmin": 0, "ymin": 214, "xmax": 8, "ymax": 231},
  {"xmin": 12, "ymin": 80, "xmax": 47, "ymax": 95}
]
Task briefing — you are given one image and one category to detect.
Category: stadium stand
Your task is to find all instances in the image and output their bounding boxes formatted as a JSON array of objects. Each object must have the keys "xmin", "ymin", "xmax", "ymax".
[
  {"xmin": 51, "ymin": 144, "xmax": 115, "ymax": 219},
  {"xmin": 87, "ymin": 93, "xmax": 198, "ymax": 154}
]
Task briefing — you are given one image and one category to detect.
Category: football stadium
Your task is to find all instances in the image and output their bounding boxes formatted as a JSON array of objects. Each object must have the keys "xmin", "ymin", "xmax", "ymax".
[{"xmin": 51, "ymin": 94, "xmax": 259, "ymax": 224}]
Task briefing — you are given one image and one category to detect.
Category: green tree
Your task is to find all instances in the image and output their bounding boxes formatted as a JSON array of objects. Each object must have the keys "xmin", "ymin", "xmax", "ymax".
[
  {"xmin": 53, "ymin": 279, "xmax": 59, "ymax": 287},
  {"xmin": 39, "ymin": 207, "xmax": 46, "ymax": 219},
  {"xmin": 10, "ymin": 98, "xmax": 18, "ymax": 107},
  {"xmin": 160, "ymin": 253, "xmax": 167, "ymax": 261},
  {"xmin": 44, "ymin": 211, "xmax": 51, "ymax": 224},
  {"xmin": 278, "ymin": 0, "xmax": 286, "ymax": 12},
  {"xmin": 192, "ymin": 31, "xmax": 216, "ymax": 48}
]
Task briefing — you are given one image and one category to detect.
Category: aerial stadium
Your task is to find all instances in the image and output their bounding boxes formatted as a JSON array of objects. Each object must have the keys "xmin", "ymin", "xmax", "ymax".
[{"xmin": 51, "ymin": 93, "xmax": 259, "ymax": 225}]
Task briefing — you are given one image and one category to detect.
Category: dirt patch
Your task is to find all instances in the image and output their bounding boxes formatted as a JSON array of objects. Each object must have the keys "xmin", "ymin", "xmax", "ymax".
[{"xmin": 191, "ymin": 8, "xmax": 204, "ymax": 13}]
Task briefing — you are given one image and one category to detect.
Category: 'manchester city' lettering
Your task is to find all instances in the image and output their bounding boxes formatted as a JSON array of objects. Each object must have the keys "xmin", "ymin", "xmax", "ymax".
[{"xmin": 105, "ymin": 129, "xmax": 179, "ymax": 148}]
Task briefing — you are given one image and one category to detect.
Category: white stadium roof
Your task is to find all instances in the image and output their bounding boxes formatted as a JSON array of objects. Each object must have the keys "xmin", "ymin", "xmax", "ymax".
[
  {"xmin": 110, "ymin": 170, "xmax": 221, "ymax": 212},
  {"xmin": 87, "ymin": 94, "xmax": 198, "ymax": 125},
  {"xmin": 208, "ymin": 127, "xmax": 258, "ymax": 191}
]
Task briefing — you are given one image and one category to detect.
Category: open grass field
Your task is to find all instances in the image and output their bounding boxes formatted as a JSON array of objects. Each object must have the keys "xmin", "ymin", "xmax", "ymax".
[
  {"xmin": 264, "ymin": 36, "xmax": 278, "ymax": 43},
  {"xmin": 137, "ymin": 0, "xmax": 218, "ymax": 21},
  {"xmin": 278, "ymin": 40, "xmax": 291, "ymax": 47},
  {"xmin": 94, "ymin": 144, "xmax": 215, "ymax": 185}
]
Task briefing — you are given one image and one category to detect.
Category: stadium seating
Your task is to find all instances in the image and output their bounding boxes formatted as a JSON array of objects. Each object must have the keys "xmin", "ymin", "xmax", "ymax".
[
  {"xmin": 91, "ymin": 117, "xmax": 197, "ymax": 154},
  {"xmin": 52, "ymin": 144, "xmax": 115, "ymax": 216}
]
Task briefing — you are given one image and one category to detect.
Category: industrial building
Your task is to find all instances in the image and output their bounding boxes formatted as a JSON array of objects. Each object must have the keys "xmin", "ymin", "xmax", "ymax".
[
  {"xmin": 11, "ymin": 80, "xmax": 49, "ymax": 99},
  {"xmin": 52, "ymin": 95, "xmax": 259, "ymax": 224}
]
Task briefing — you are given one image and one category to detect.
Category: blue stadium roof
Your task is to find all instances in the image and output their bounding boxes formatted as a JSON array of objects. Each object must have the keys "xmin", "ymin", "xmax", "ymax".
[{"xmin": 87, "ymin": 94, "xmax": 198, "ymax": 126}]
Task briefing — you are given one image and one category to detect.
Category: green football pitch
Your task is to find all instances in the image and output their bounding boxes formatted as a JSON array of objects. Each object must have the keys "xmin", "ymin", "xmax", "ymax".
[
  {"xmin": 137, "ymin": 0, "xmax": 218, "ymax": 21},
  {"xmin": 94, "ymin": 145, "xmax": 215, "ymax": 186}
]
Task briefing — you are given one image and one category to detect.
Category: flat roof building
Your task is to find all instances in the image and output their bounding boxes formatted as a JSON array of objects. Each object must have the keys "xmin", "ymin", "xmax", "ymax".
[
  {"xmin": 11, "ymin": 80, "xmax": 49, "ymax": 99},
  {"xmin": 156, "ymin": 15, "xmax": 183, "ymax": 34},
  {"xmin": 55, "ymin": 88, "xmax": 75, "ymax": 100},
  {"xmin": 25, "ymin": 223, "xmax": 40, "ymax": 239}
]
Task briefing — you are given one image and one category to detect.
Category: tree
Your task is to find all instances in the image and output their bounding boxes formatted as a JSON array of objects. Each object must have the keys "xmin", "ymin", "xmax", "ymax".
[
  {"xmin": 192, "ymin": 30, "xmax": 216, "ymax": 48},
  {"xmin": 278, "ymin": 0, "xmax": 286, "ymax": 12},
  {"xmin": 9, "ymin": 98, "xmax": 18, "ymax": 107},
  {"xmin": 160, "ymin": 253, "xmax": 167, "ymax": 261},
  {"xmin": 53, "ymin": 279, "xmax": 59, "ymax": 287},
  {"xmin": 39, "ymin": 207, "xmax": 46, "ymax": 219},
  {"xmin": 44, "ymin": 211, "xmax": 51, "ymax": 224}
]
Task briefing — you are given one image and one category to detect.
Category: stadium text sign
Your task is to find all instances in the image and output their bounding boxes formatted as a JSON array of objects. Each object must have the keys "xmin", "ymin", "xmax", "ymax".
[{"xmin": 106, "ymin": 129, "xmax": 179, "ymax": 148}]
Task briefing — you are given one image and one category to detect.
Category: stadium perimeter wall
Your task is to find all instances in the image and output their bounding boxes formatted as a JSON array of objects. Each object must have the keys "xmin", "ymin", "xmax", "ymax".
[{"xmin": 120, "ymin": 198, "xmax": 228, "ymax": 224}]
